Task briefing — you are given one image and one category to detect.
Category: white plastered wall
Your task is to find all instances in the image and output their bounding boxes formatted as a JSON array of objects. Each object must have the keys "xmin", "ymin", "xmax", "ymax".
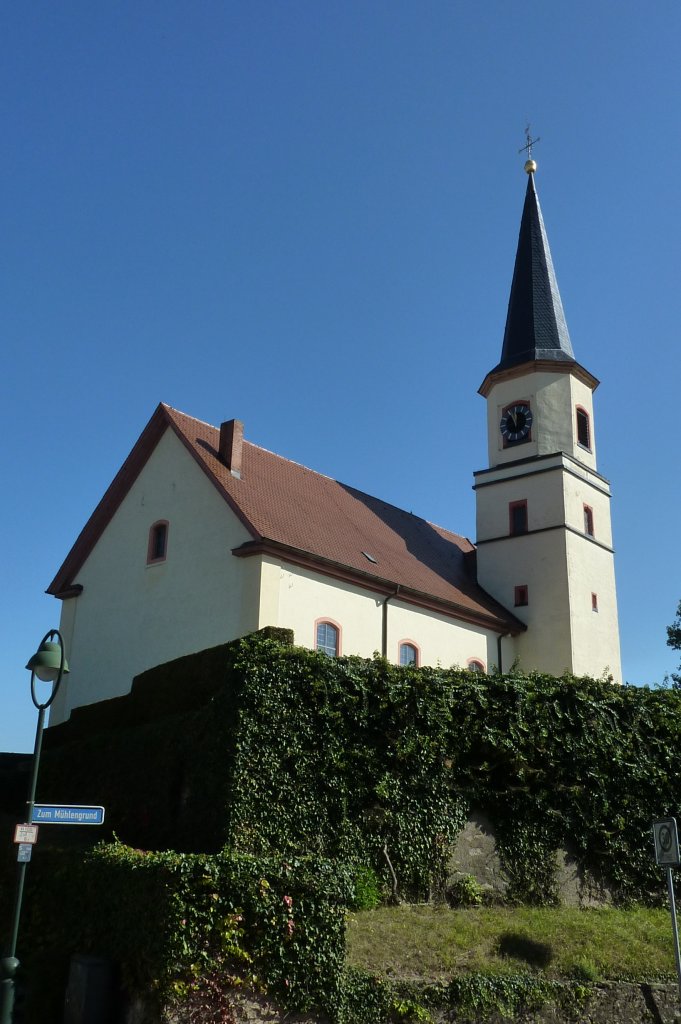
[
  {"xmin": 273, "ymin": 562, "xmax": 498, "ymax": 669},
  {"xmin": 275, "ymin": 564, "xmax": 382, "ymax": 656},
  {"xmin": 562, "ymin": 464, "xmax": 613, "ymax": 548},
  {"xmin": 476, "ymin": 461, "xmax": 567, "ymax": 542},
  {"xmin": 476, "ymin": 531, "xmax": 573, "ymax": 676},
  {"xmin": 50, "ymin": 428, "xmax": 259, "ymax": 724},
  {"xmin": 386, "ymin": 600, "xmax": 497, "ymax": 671},
  {"xmin": 565, "ymin": 532, "xmax": 621, "ymax": 682}
]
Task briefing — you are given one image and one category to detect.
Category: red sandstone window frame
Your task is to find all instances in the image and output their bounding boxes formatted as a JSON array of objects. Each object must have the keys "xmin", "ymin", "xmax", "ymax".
[
  {"xmin": 583, "ymin": 504, "xmax": 594, "ymax": 537},
  {"xmin": 467, "ymin": 658, "xmax": 486, "ymax": 673},
  {"xmin": 576, "ymin": 406, "xmax": 591, "ymax": 451},
  {"xmin": 509, "ymin": 500, "xmax": 528, "ymax": 536},
  {"xmin": 147, "ymin": 520, "xmax": 169, "ymax": 564},
  {"xmin": 398, "ymin": 641, "xmax": 420, "ymax": 667},
  {"xmin": 314, "ymin": 618, "xmax": 342, "ymax": 657},
  {"xmin": 514, "ymin": 585, "xmax": 529, "ymax": 607}
]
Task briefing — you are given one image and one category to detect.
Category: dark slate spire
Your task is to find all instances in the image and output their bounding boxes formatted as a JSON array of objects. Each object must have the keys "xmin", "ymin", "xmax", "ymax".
[{"xmin": 496, "ymin": 170, "xmax": 574, "ymax": 372}]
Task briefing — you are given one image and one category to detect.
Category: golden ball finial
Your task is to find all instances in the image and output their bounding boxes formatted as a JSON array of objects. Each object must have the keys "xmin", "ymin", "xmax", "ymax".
[{"xmin": 524, "ymin": 159, "xmax": 537, "ymax": 174}]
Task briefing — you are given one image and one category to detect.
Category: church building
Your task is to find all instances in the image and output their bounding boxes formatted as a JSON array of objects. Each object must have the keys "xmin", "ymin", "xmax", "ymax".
[{"xmin": 46, "ymin": 162, "xmax": 622, "ymax": 727}]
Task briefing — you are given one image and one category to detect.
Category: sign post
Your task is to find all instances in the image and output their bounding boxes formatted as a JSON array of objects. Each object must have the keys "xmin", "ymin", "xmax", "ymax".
[{"xmin": 653, "ymin": 818, "xmax": 681, "ymax": 1009}]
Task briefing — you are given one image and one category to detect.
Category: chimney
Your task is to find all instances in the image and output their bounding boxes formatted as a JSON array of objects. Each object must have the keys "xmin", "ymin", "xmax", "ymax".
[{"xmin": 219, "ymin": 419, "xmax": 244, "ymax": 478}]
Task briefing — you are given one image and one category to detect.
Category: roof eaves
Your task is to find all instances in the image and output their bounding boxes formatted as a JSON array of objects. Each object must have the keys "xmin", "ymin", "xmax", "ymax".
[
  {"xmin": 232, "ymin": 538, "xmax": 525, "ymax": 635},
  {"xmin": 478, "ymin": 358, "xmax": 599, "ymax": 398}
]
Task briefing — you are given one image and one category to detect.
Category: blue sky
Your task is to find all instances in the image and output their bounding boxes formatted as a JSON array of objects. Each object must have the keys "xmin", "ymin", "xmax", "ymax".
[{"xmin": 2, "ymin": 1, "xmax": 679, "ymax": 751}]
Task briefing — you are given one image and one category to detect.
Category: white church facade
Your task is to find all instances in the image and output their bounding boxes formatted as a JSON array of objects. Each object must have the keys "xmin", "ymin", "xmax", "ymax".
[{"xmin": 47, "ymin": 165, "xmax": 622, "ymax": 727}]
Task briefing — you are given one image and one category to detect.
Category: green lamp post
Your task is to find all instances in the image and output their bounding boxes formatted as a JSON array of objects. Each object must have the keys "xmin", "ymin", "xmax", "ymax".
[{"xmin": 0, "ymin": 630, "xmax": 69, "ymax": 1024}]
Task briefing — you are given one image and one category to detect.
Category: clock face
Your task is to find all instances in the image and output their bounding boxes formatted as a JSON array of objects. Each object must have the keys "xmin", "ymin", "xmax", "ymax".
[{"xmin": 500, "ymin": 403, "xmax": 533, "ymax": 444}]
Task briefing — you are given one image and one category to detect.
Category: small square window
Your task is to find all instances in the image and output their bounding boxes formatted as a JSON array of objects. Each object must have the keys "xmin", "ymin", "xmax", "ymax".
[{"xmin": 514, "ymin": 585, "xmax": 528, "ymax": 607}]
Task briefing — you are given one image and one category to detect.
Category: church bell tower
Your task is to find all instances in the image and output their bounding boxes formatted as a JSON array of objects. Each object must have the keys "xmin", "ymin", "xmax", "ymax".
[{"xmin": 474, "ymin": 158, "xmax": 622, "ymax": 682}]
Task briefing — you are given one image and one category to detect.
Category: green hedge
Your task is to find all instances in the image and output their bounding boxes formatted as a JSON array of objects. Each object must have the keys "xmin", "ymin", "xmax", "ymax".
[{"xmin": 18, "ymin": 840, "xmax": 350, "ymax": 1022}]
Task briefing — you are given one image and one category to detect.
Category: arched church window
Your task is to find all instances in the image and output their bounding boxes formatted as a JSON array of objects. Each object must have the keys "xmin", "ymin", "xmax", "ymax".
[
  {"xmin": 399, "ymin": 642, "xmax": 419, "ymax": 667},
  {"xmin": 315, "ymin": 619, "xmax": 340, "ymax": 657},
  {"xmin": 147, "ymin": 520, "xmax": 169, "ymax": 564},
  {"xmin": 576, "ymin": 407, "xmax": 591, "ymax": 450},
  {"xmin": 467, "ymin": 659, "xmax": 486, "ymax": 673}
]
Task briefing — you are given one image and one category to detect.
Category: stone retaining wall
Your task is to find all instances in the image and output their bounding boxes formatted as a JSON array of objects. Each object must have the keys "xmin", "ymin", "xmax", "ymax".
[
  {"xmin": 156, "ymin": 982, "xmax": 681, "ymax": 1024},
  {"xmin": 443, "ymin": 811, "xmax": 612, "ymax": 907}
]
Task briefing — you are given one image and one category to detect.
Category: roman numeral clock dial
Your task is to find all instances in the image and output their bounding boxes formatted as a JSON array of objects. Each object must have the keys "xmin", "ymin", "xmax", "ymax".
[{"xmin": 500, "ymin": 403, "xmax": 533, "ymax": 444}]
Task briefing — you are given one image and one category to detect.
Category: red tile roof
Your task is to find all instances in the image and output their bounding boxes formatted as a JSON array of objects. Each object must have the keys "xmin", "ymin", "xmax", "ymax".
[{"xmin": 48, "ymin": 403, "xmax": 523, "ymax": 634}]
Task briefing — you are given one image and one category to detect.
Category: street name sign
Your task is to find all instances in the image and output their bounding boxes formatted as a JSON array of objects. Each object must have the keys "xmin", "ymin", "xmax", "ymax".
[
  {"xmin": 31, "ymin": 804, "xmax": 105, "ymax": 826},
  {"xmin": 14, "ymin": 824, "xmax": 38, "ymax": 844}
]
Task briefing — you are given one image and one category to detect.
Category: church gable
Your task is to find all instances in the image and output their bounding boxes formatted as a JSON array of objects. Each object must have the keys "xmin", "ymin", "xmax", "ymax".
[{"xmin": 48, "ymin": 426, "xmax": 260, "ymax": 723}]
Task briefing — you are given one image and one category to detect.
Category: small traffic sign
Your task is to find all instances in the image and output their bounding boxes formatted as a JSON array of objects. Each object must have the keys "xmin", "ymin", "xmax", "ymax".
[
  {"xmin": 14, "ymin": 824, "xmax": 39, "ymax": 845},
  {"xmin": 31, "ymin": 804, "xmax": 105, "ymax": 826},
  {"xmin": 17, "ymin": 844, "xmax": 32, "ymax": 863},
  {"xmin": 653, "ymin": 818, "xmax": 681, "ymax": 867}
]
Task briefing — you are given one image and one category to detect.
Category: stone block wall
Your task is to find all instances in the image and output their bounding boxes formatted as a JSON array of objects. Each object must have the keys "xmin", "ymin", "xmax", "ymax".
[{"xmin": 444, "ymin": 811, "xmax": 612, "ymax": 907}]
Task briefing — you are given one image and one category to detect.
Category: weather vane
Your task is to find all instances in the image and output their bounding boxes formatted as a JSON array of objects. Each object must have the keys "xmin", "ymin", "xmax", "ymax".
[{"xmin": 519, "ymin": 124, "xmax": 540, "ymax": 173}]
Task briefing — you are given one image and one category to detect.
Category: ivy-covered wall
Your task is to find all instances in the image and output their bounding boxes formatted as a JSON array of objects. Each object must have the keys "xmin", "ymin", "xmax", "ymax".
[
  {"xmin": 5, "ymin": 842, "xmax": 350, "ymax": 1022},
  {"xmin": 37, "ymin": 631, "xmax": 681, "ymax": 904},
  {"xmin": 4, "ymin": 632, "xmax": 681, "ymax": 1021}
]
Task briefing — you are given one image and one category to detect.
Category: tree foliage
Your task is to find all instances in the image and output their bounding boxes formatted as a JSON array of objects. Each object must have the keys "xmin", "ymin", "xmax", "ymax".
[{"xmin": 666, "ymin": 600, "xmax": 681, "ymax": 687}]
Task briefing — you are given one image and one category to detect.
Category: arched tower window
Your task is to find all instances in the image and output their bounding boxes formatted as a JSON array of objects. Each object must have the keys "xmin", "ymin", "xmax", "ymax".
[
  {"xmin": 467, "ymin": 659, "xmax": 486, "ymax": 673},
  {"xmin": 576, "ymin": 407, "xmax": 591, "ymax": 450}
]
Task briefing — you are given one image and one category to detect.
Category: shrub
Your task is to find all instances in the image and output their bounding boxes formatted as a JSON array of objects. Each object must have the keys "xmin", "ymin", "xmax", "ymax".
[
  {"xmin": 350, "ymin": 865, "xmax": 384, "ymax": 910},
  {"xmin": 446, "ymin": 874, "xmax": 484, "ymax": 908}
]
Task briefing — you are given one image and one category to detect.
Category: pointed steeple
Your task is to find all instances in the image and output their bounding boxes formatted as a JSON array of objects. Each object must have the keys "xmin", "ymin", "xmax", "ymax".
[{"xmin": 495, "ymin": 167, "xmax": 574, "ymax": 373}]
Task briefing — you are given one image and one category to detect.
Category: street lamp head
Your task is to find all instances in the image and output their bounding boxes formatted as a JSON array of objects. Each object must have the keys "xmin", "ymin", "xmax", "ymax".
[
  {"xmin": 26, "ymin": 640, "xmax": 69, "ymax": 682},
  {"xmin": 26, "ymin": 631, "xmax": 70, "ymax": 711}
]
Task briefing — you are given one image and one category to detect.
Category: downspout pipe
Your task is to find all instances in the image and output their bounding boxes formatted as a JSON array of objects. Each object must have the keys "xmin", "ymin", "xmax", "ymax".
[
  {"xmin": 382, "ymin": 586, "xmax": 401, "ymax": 658},
  {"xmin": 497, "ymin": 633, "xmax": 511, "ymax": 674}
]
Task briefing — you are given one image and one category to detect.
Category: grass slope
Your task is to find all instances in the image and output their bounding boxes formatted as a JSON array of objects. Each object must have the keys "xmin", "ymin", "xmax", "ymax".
[{"xmin": 346, "ymin": 906, "xmax": 676, "ymax": 984}]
